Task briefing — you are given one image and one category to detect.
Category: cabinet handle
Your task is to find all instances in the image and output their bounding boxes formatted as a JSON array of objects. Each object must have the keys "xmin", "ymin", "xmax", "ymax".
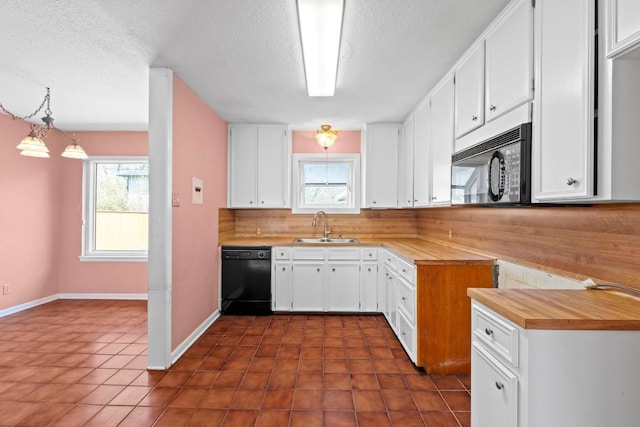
[
  {"xmin": 280, "ymin": 252, "xmax": 284, "ymax": 256},
  {"xmin": 471, "ymin": 115, "xmax": 478, "ymax": 121},
  {"xmin": 401, "ymin": 297, "xmax": 406, "ymax": 301},
  {"xmin": 261, "ymin": 200, "xmax": 265, "ymax": 204},
  {"xmin": 495, "ymin": 381, "xmax": 504, "ymax": 390},
  {"xmin": 317, "ymin": 268, "xmax": 321, "ymax": 272},
  {"xmin": 489, "ymin": 105, "xmax": 497, "ymax": 111},
  {"xmin": 431, "ymin": 196, "xmax": 437, "ymax": 200},
  {"xmin": 373, "ymin": 200, "xmax": 377, "ymax": 204},
  {"xmin": 566, "ymin": 177, "xmax": 578, "ymax": 186},
  {"xmin": 485, "ymin": 327, "xmax": 493, "ymax": 336},
  {"xmin": 332, "ymin": 268, "xmax": 336, "ymax": 272},
  {"xmin": 367, "ymin": 268, "xmax": 371, "ymax": 272},
  {"xmin": 282, "ymin": 267, "xmax": 286, "ymax": 271},
  {"xmin": 414, "ymin": 199, "xmax": 418, "ymax": 203},
  {"xmin": 402, "ymin": 332, "xmax": 406, "ymax": 337},
  {"xmin": 402, "ymin": 269, "xmax": 407, "ymax": 273},
  {"xmin": 407, "ymin": 200, "xmax": 411, "ymax": 203},
  {"xmin": 368, "ymin": 253, "xmax": 373, "ymax": 257},
  {"xmin": 249, "ymin": 200, "xmax": 254, "ymax": 204}
]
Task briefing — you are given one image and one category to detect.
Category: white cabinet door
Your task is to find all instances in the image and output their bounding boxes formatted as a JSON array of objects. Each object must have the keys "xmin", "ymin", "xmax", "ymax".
[
  {"xmin": 607, "ymin": 0, "xmax": 640, "ymax": 57},
  {"xmin": 291, "ymin": 263, "xmax": 324, "ymax": 311},
  {"xmin": 485, "ymin": 0, "xmax": 533, "ymax": 122},
  {"xmin": 273, "ymin": 262, "xmax": 292, "ymax": 311},
  {"xmin": 257, "ymin": 127, "xmax": 288, "ymax": 208},
  {"xmin": 533, "ymin": 0, "xmax": 595, "ymax": 201},
  {"xmin": 360, "ymin": 263, "xmax": 378, "ymax": 312},
  {"xmin": 228, "ymin": 127, "xmax": 258, "ymax": 207},
  {"xmin": 455, "ymin": 41, "xmax": 485, "ymax": 138},
  {"xmin": 413, "ymin": 101, "xmax": 431, "ymax": 207},
  {"xmin": 365, "ymin": 124, "xmax": 400, "ymax": 208},
  {"xmin": 326, "ymin": 263, "xmax": 360, "ymax": 312},
  {"xmin": 429, "ymin": 75, "xmax": 455, "ymax": 205},
  {"xmin": 386, "ymin": 268, "xmax": 397, "ymax": 331},
  {"xmin": 471, "ymin": 343, "xmax": 518, "ymax": 427},
  {"xmin": 400, "ymin": 115, "xmax": 415, "ymax": 208}
]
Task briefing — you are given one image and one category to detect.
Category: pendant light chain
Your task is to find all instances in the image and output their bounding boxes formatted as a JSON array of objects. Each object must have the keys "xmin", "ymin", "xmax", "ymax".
[{"xmin": 0, "ymin": 87, "xmax": 51, "ymax": 121}]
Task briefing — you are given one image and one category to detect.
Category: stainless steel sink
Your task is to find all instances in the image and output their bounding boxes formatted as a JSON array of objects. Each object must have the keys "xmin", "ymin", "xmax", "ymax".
[{"xmin": 293, "ymin": 237, "xmax": 359, "ymax": 244}]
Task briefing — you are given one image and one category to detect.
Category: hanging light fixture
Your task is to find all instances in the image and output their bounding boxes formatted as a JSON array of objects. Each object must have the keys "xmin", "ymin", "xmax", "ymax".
[
  {"xmin": 316, "ymin": 124, "xmax": 338, "ymax": 149},
  {"xmin": 1, "ymin": 87, "xmax": 88, "ymax": 159}
]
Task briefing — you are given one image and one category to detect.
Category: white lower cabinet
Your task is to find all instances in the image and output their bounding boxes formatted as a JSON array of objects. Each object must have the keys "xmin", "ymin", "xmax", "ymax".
[
  {"xmin": 273, "ymin": 262, "xmax": 292, "ymax": 311},
  {"xmin": 326, "ymin": 263, "xmax": 360, "ymax": 312},
  {"xmin": 471, "ymin": 301, "xmax": 640, "ymax": 427},
  {"xmin": 382, "ymin": 249, "xmax": 417, "ymax": 363},
  {"xmin": 471, "ymin": 342, "xmax": 518, "ymax": 427},
  {"xmin": 272, "ymin": 246, "xmax": 378, "ymax": 312},
  {"xmin": 291, "ymin": 263, "xmax": 324, "ymax": 311}
]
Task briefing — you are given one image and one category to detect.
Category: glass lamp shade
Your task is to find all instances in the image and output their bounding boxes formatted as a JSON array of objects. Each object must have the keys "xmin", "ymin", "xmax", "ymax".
[
  {"xmin": 61, "ymin": 143, "xmax": 88, "ymax": 159},
  {"xmin": 315, "ymin": 125, "xmax": 337, "ymax": 149},
  {"xmin": 20, "ymin": 148, "xmax": 50, "ymax": 158},
  {"xmin": 16, "ymin": 132, "xmax": 50, "ymax": 154}
]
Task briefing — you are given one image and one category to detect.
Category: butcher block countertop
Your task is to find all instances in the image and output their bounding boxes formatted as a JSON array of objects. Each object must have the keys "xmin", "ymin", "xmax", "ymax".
[
  {"xmin": 468, "ymin": 288, "xmax": 640, "ymax": 331},
  {"xmin": 220, "ymin": 237, "xmax": 494, "ymax": 266}
]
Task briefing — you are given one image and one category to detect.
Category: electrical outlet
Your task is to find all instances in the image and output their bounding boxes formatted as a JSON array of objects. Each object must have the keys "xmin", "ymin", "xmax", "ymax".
[
  {"xmin": 448, "ymin": 229, "xmax": 453, "ymax": 239},
  {"xmin": 2, "ymin": 284, "xmax": 10, "ymax": 295}
]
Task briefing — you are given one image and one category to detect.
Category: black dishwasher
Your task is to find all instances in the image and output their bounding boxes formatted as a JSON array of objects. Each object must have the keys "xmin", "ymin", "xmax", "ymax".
[{"xmin": 221, "ymin": 246, "xmax": 272, "ymax": 315}]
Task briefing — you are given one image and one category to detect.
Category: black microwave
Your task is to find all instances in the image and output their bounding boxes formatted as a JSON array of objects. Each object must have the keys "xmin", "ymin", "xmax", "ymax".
[{"xmin": 451, "ymin": 123, "xmax": 532, "ymax": 206}]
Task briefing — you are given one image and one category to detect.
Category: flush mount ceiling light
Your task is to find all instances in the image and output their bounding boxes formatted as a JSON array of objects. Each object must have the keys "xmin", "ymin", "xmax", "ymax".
[
  {"xmin": 297, "ymin": 0, "xmax": 345, "ymax": 96},
  {"xmin": 316, "ymin": 124, "xmax": 338, "ymax": 149},
  {"xmin": 1, "ymin": 87, "xmax": 88, "ymax": 159}
]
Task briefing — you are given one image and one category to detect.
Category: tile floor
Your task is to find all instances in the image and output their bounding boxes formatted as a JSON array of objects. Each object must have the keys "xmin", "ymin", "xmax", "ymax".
[{"xmin": 0, "ymin": 300, "xmax": 471, "ymax": 426}]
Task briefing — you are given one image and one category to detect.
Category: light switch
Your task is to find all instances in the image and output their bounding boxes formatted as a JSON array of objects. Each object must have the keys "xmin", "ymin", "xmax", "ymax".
[
  {"xmin": 192, "ymin": 177, "xmax": 203, "ymax": 204},
  {"xmin": 172, "ymin": 192, "xmax": 180, "ymax": 207}
]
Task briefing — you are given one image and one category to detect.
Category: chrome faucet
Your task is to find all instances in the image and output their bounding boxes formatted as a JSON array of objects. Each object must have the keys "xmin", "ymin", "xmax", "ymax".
[{"xmin": 312, "ymin": 210, "xmax": 332, "ymax": 239}]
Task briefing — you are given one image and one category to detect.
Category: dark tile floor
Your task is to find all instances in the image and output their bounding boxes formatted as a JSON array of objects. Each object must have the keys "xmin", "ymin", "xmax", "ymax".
[{"xmin": 0, "ymin": 300, "xmax": 470, "ymax": 426}]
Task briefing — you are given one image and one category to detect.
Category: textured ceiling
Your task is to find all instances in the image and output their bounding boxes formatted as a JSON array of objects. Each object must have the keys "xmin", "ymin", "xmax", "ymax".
[{"xmin": 0, "ymin": 0, "xmax": 509, "ymax": 131}]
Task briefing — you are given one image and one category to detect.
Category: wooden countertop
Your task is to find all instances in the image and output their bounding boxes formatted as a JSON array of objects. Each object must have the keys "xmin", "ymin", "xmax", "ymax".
[
  {"xmin": 220, "ymin": 237, "xmax": 495, "ymax": 266},
  {"xmin": 468, "ymin": 288, "xmax": 640, "ymax": 330}
]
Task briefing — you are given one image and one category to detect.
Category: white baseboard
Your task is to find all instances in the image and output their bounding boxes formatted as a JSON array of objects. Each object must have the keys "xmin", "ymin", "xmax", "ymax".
[
  {"xmin": 0, "ymin": 293, "xmax": 149, "ymax": 318},
  {"xmin": 0, "ymin": 294, "xmax": 58, "ymax": 318},
  {"xmin": 171, "ymin": 309, "xmax": 221, "ymax": 365},
  {"xmin": 58, "ymin": 293, "xmax": 148, "ymax": 300}
]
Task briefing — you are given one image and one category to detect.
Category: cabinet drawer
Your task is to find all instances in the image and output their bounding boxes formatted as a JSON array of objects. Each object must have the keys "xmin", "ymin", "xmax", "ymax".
[
  {"xmin": 361, "ymin": 248, "xmax": 378, "ymax": 261},
  {"xmin": 327, "ymin": 248, "xmax": 360, "ymax": 260},
  {"xmin": 292, "ymin": 248, "xmax": 326, "ymax": 260},
  {"xmin": 397, "ymin": 278, "xmax": 415, "ymax": 323},
  {"xmin": 472, "ymin": 303, "xmax": 519, "ymax": 367},
  {"xmin": 274, "ymin": 247, "xmax": 291, "ymax": 260},
  {"xmin": 397, "ymin": 310, "xmax": 415, "ymax": 360},
  {"xmin": 396, "ymin": 258, "xmax": 415, "ymax": 284}
]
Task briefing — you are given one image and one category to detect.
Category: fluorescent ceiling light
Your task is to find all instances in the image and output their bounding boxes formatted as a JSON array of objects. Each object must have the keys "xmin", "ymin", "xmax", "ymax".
[{"xmin": 297, "ymin": 0, "xmax": 344, "ymax": 97}]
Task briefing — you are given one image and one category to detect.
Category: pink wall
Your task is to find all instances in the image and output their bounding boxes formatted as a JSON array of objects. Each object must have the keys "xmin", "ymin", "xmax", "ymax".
[
  {"xmin": 292, "ymin": 130, "xmax": 361, "ymax": 153},
  {"xmin": 0, "ymin": 114, "xmax": 62, "ymax": 310},
  {"xmin": 57, "ymin": 131, "xmax": 148, "ymax": 295},
  {"xmin": 171, "ymin": 76, "xmax": 227, "ymax": 350}
]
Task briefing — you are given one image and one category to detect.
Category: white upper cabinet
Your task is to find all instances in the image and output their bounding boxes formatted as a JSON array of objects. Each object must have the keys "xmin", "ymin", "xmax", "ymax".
[
  {"xmin": 485, "ymin": 0, "xmax": 533, "ymax": 122},
  {"xmin": 429, "ymin": 74, "xmax": 455, "ymax": 205},
  {"xmin": 533, "ymin": 0, "xmax": 595, "ymax": 201},
  {"xmin": 400, "ymin": 114, "xmax": 415, "ymax": 208},
  {"xmin": 455, "ymin": 41, "xmax": 485, "ymax": 138},
  {"xmin": 364, "ymin": 124, "xmax": 400, "ymax": 208},
  {"xmin": 228, "ymin": 124, "xmax": 290, "ymax": 208},
  {"xmin": 412, "ymin": 100, "xmax": 431, "ymax": 207},
  {"xmin": 606, "ymin": 0, "xmax": 640, "ymax": 57}
]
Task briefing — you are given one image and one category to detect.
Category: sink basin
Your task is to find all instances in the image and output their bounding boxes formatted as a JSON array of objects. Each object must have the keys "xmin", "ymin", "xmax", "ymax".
[{"xmin": 293, "ymin": 237, "xmax": 359, "ymax": 244}]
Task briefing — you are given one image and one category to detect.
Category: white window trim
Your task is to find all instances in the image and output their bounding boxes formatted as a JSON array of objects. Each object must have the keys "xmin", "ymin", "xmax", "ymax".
[
  {"xmin": 292, "ymin": 153, "xmax": 361, "ymax": 214},
  {"xmin": 80, "ymin": 156, "xmax": 149, "ymax": 262}
]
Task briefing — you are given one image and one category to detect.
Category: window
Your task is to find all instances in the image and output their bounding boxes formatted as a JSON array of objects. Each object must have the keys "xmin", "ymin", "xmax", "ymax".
[
  {"xmin": 81, "ymin": 157, "xmax": 149, "ymax": 261},
  {"xmin": 292, "ymin": 153, "xmax": 360, "ymax": 214}
]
